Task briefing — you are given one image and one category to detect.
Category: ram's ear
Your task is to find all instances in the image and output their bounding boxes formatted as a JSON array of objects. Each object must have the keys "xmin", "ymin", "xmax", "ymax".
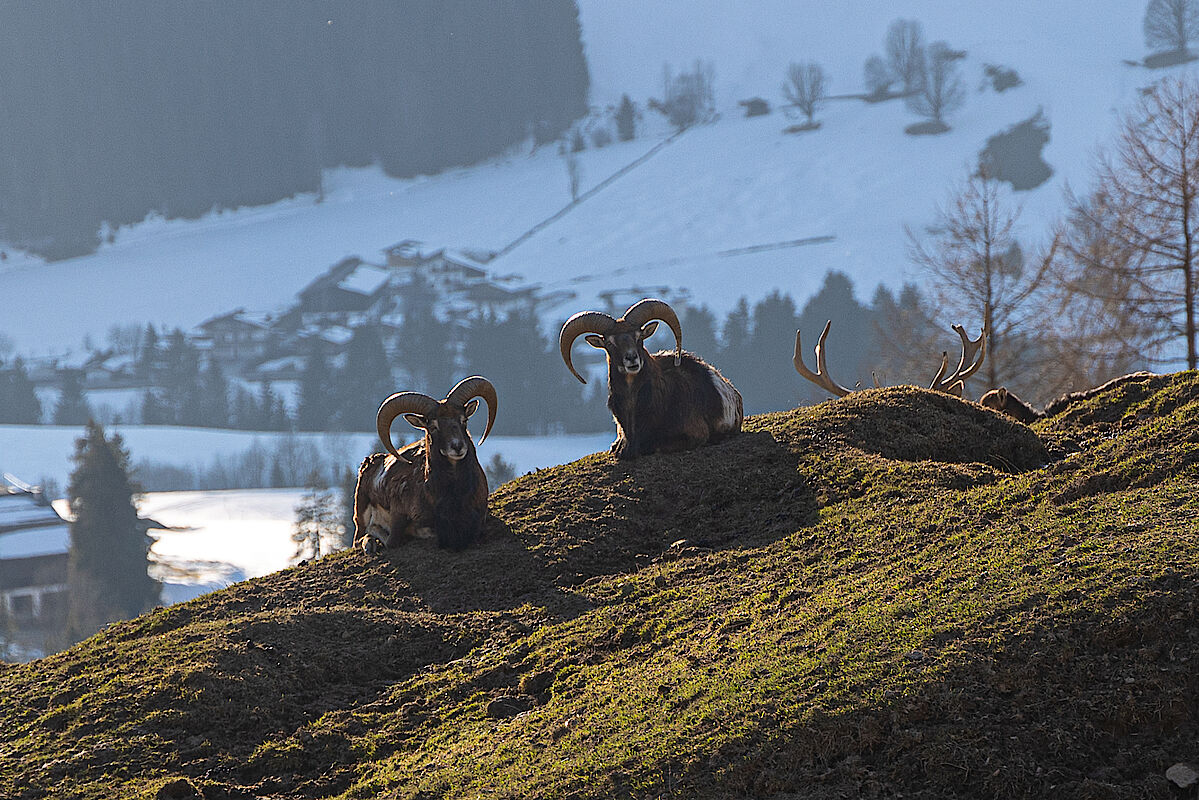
[
  {"xmin": 640, "ymin": 321, "xmax": 659, "ymax": 339},
  {"xmin": 463, "ymin": 398, "xmax": 480, "ymax": 418},
  {"xmin": 584, "ymin": 334, "xmax": 606, "ymax": 349},
  {"xmin": 997, "ymin": 387, "xmax": 1009, "ymax": 403},
  {"xmin": 403, "ymin": 413, "xmax": 429, "ymax": 430}
]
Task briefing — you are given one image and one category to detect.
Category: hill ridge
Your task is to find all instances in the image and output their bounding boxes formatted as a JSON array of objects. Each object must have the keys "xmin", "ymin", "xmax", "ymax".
[{"xmin": 2, "ymin": 374, "xmax": 1198, "ymax": 799}]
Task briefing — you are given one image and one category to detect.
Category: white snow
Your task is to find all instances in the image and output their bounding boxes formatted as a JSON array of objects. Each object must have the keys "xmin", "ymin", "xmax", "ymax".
[
  {"xmin": 0, "ymin": 1, "xmax": 1181, "ymax": 362},
  {"xmin": 337, "ymin": 263, "xmax": 391, "ymax": 296},
  {"xmin": 141, "ymin": 488, "xmax": 303, "ymax": 603}
]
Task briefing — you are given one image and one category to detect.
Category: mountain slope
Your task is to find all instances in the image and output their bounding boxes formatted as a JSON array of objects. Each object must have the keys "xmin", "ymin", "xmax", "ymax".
[
  {"xmin": 0, "ymin": 1, "xmax": 1180, "ymax": 359},
  {"xmin": 2, "ymin": 372, "xmax": 1197, "ymax": 799}
]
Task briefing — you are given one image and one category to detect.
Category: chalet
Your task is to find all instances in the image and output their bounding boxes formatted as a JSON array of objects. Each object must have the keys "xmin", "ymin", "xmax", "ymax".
[
  {"xmin": 384, "ymin": 239, "xmax": 438, "ymax": 268},
  {"xmin": 0, "ymin": 478, "xmax": 69, "ymax": 659},
  {"xmin": 194, "ymin": 308, "xmax": 276, "ymax": 367},
  {"xmin": 461, "ymin": 281, "xmax": 539, "ymax": 318},
  {"xmin": 295, "ymin": 257, "xmax": 392, "ymax": 327},
  {"xmin": 81, "ymin": 351, "xmax": 138, "ymax": 389},
  {"xmin": 382, "ymin": 241, "xmax": 487, "ymax": 293}
]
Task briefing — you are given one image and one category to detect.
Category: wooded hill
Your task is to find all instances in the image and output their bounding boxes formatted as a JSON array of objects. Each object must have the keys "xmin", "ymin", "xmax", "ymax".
[
  {"xmin": 0, "ymin": 1, "xmax": 588, "ymax": 260},
  {"xmin": 2, "ymin": 372, "xmax": 1197, "ymax": 799}
]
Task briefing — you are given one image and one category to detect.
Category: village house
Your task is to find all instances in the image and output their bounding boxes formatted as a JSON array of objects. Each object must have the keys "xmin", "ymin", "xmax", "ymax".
[
  {"xmin": 0, "ymin": 478, "xmax": 69, "ymax": 659},
  {"xmin": 194, "ymin": 308, "xmax": 278, "ymax": 368},
  {"xmin": 294, "ymin": 256, "xmax": 392, "ymax": 328}
]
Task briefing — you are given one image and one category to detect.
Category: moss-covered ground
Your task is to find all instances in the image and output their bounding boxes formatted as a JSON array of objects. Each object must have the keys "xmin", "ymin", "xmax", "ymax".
[{"xmin": 2, "ymin": 374, "xmax": 1198, "ymax": 799}]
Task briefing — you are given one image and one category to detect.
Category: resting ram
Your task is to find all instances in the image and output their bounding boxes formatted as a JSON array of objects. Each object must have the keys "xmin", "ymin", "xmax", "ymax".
[
  {"xmin": 352, "ymin": 376, "xmax": 497, "ymax": 553},
  {"xmin": 980, "ymin": 371, "xmax": 1157, "ymax": 422},
  {"xmin": 559, "ymin": 298, "xmax": 743, "ymax": 459}
]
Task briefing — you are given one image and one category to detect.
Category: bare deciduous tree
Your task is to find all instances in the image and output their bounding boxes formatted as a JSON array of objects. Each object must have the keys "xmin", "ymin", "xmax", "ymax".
[
  {"xmin": 292, "ymin": 472, "xmax": 341, "ymax": 561},
  {"xmin": 906, "ymin": 41, "xmax": 965, "ymax": 130},
  {"xmin": 863, "ymin": 54, "xmax": 894, "ymax": 100},
  {"xmin": 564, "ymin": 152, "xmax": 582, "ymax": 202},
  {"xmin": 1042, "ymin": 195, "xmax": 1152, "ymax": 393},
  {"xmin": 655, "ymin": 60, "xmax": 716, "ymax": 131},
  {"xmin": 1144, "ymin": 0, "xmax": 1199, "ymax": 54},
  {"xmin": 885, "ymin": 18, "xmax": 925, "ymax": 95},
  {"xmin": 907, "ymin": 168, "xmax": 1054, "ymax": 393},
  {"xmin": 1053, "ymin": 75, "xmax": 1199, "ymax": 370},
  {"xmin": 782, "ymin": 62, "xmax": 827, "ymax": 125}
]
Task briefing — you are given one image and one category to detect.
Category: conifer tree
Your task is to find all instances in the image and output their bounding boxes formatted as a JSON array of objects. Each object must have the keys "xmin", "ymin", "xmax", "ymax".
[
  {"xmin": 66, "ymin": 421, "xmax": 158, "ymax": 642},
  {"xmin": 336, "ymin": 325, "xmax": 395, "ymax": 432},
  {"xmin": 296, "ymin": 338, "xmax": 333, "ymax": 431},
  {"xmin": 256, "ymin": 381, "xmax": 290, "ymax": 432},
  {"xmin": 140, "ymin": 388, "xmax": 169, "ymax": 425},
  {"xmin": 54, "ymin": 368, "xmax": 91, "ymax": 425},
  {"xmin": 681, "ymin": 305, "xmax": 721, "ymax": 362},
  {"xmin": 198, "ymin": 361, "xmax": 230, "ymax": 428},
  {"xmin": 0, "ymin": 357, "xmax": 42, "ymax": 424},
  {"xmin": 162, "ymin": 329, "xmax": 202, "ymax": 425},
  {"xmin": 795, "ymin": 272, "xmax": 875, "ymax": 403},
  {"xmin": 400, "ymin": 279, "xmax": 456, "ymax": 396},
  {"xmin": 744, "ymin": 290, "xmax": 801, "ymax": 413},
  {"xmin": 719, "ymin": 298, "xmax": 752, "ymax": 374},
  {"xmin": 230, "ymin": 386, "xmax": 259, "ymax": 430},
  {"xmin": 615, "ymin": 94, "xmax": 637, "ymax": 141},
  {"xmin": 136, "ymin": 324, "xmax": 160, "ymax": 382}
]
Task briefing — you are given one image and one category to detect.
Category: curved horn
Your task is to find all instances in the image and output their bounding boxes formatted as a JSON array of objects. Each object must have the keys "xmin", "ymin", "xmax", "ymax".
[
  {"xmin": 559, "ymin": 311, "xmax": 616, "ymax": 384},
  {"xmin": 623, "ymin": 298, "xmax": 682, "ymax": 365},
  {"xmin": 376, "ymin": 391, "xmax": 437, "ymax": 458},
  {"xmin": 446, "ymin": 375, "xmax": 499, "ymax": 445}
]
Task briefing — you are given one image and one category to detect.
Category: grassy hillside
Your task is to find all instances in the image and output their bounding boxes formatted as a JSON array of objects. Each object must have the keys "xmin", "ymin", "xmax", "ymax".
[{"xmin": 2, "ymin": 373, "xmax": 1198, "ymax": 800}]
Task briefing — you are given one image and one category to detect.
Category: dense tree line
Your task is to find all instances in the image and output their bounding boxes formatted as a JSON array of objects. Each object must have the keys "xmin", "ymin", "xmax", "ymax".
[
  {"xmin": 5, "ymin": 277, "xmax": 978, "ymax": 433},
  {"xmin": 0, "ymin": 2, "xmax": 589, "ymax": 259}
]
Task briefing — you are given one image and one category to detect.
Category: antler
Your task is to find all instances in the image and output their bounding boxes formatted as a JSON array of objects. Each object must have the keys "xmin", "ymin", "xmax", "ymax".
[
  {"xmin": 928, "ymin": 321, "xmax": 988, "ymax": 397},
  {"xmin": 793, "ymin": 320, "xmax": 854, "ymax": 398}
]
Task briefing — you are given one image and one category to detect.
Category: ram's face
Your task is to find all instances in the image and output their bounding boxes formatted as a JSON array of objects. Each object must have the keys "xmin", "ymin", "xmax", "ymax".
[
  {"xmin": 586, "ymin": 321, "xmax": 659, "ymax": 375},
  {"xmin": 408, "ymin": 400, "xmax": 480, "ymax": 462}
]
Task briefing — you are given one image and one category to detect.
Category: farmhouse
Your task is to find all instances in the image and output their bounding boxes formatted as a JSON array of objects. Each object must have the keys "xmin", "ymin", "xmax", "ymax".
[
  {"xmin": 195, "ymin": 308, "xmax": 277, "ymax": 367},
  {"xmin": 0, "ymin": 478, "xmax": 69, "ymax": 659},
  {"xmin": 295, "ymin": 256, "xmax": 392, "ymax": 327}
]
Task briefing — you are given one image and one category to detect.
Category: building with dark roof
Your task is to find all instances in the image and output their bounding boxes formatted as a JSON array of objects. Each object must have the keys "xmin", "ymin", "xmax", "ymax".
[{"xmin": 0, "ymin": 479, "xmax": 69, "ymax": 659}]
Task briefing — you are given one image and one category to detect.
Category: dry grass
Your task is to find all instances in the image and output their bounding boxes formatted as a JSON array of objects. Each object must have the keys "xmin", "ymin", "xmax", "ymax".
[{"xmin": 1, "ymin": 376, "xmax": 1197, "ymax": 799}]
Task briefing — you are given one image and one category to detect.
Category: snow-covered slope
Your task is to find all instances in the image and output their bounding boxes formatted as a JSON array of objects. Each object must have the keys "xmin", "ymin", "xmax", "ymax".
[{"xmin": 0, "ymin": 1, "xmax": 1177, "ymax": 357}]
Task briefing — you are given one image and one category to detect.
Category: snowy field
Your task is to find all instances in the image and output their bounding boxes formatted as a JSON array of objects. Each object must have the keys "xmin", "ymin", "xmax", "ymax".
[
  {"xmin": 139, "ymin": 489, "xmax": 306, "ymax": 605},
  {"xmin": 0, "ymin": 1, "xmax": 1177, "ymax": 360},
  {"xmin": 0, "ymin": 424, "xmax": 613, "ymax": 492}
]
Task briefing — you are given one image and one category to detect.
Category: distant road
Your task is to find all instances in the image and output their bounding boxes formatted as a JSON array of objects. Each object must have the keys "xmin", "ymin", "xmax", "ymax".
[{"xmin": 542, "ymin": 235, "xmax": 838, "ymax": 290}]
